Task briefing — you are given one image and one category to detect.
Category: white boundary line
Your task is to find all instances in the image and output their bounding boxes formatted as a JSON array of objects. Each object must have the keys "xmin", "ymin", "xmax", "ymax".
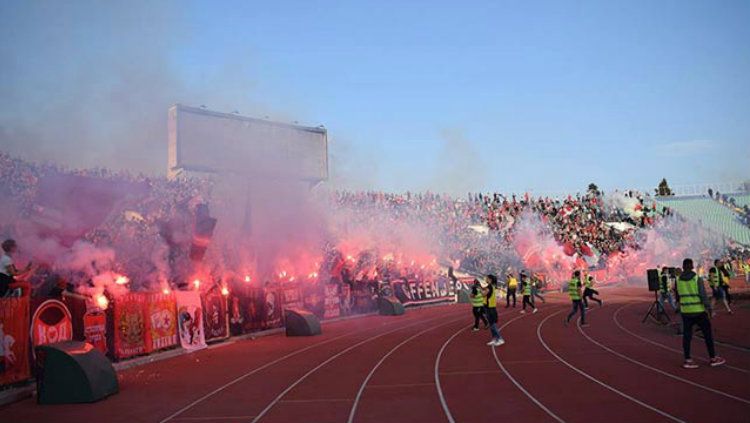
[
  {"xmin": 578, "ymin": 308, "xmax": 750, "ymax": 405},
  {"xmin": 612, "ymin": 303, "xmax": 749, "ymax": 374},
  {"xmin": 433, "ymin": 308, "xmax": 518, "ymax": 423},
  {"xmin": 159, "ymin": 307, "xmax": 442, "ymax": 423},
  {"xmin": 491, "ymin": 309, "xmax": 566, "ymax": 423},
  {"xmin": 250, "ymin": 310, "xmax": 464, "ymax": 423},
  {"xmin": 537, "ymin": 311, "xmax": 686, "ymax": 423},
  {"xmin": 347, "ymin": 316, "xmax": 466, "ymax": 423}
]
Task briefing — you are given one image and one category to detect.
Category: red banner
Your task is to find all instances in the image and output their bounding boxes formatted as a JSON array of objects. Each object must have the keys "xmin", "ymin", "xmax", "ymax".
[
  {"xmin": 113, "ymin": 293, "xmax": 147, "ymax": 360},
  {"xmin": 202, "ymin": 292, "xmax": 228, "ymax": 341},
  {"xmin": 31, "ymin": 299, "xmax": 73, "ymax": 350},
  {"xmin": 145, "ymin": 293, "xmax": 178, "ymax": 353},
  {"xmin": 0, "ymin": 297, "xmax": 30, "ymax": 386},
  {"xmin": 83, "ymin": 311, "xmax": 107, "ymax": 354}
]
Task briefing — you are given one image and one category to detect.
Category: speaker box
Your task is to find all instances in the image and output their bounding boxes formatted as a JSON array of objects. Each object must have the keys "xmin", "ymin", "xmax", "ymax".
[
  {"xmin": 285, "ymin": 308, "xmax": 322, "ymax": 336},
  {"xmin": 455, "ymin": 289, "xmax": 471, "ymax": 304},
  {"xmin": 646, "ymin": 269, "xmax": 660, "ymax": 292},
  {"xmin": 377, "ymin": 296, "xmax": 405, "ymax": 316},
  {"xmin": 35, "ymin": 341, "xmax": 118, "ymax": 404}
]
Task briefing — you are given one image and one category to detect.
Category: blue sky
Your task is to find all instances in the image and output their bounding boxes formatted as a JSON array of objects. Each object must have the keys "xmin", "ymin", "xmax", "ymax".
[{"xmin": 1, "ymin": 1, "xmax": 748, "ymax": 194}]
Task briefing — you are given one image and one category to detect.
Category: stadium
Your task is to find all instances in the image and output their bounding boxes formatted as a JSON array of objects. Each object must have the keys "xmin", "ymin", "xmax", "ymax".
[{"xmin": 1, "ymin": 2, "xmax": 750, "ymax": 423}]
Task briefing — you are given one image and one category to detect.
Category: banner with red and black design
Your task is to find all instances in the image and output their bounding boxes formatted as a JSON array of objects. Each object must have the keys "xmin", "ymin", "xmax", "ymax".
[
  {"xmin": 145, "ymin": 292, "xmax": 178, "ymax": 352},
  {"xmin": 202, "ymin": 291, "xmax": 228, "ymax": 341},
  {"xmin": 112, "ymin": 293, "xmax": 148, "ymax": 360}
]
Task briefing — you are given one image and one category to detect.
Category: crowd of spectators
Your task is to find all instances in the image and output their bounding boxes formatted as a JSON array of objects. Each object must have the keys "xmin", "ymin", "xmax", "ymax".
[
  {"xmin": 2, "ymin": 152, "xmax": 738, "ymax": 299},
  {"xmin": 708, "ymin": 188, "xmax": 750, "ymax": 227}
]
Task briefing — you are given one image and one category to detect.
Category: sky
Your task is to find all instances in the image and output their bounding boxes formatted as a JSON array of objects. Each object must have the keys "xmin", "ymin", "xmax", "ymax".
[{"xmin": 1, "ymin": 0, "xmax": 749, "ymax": 195}]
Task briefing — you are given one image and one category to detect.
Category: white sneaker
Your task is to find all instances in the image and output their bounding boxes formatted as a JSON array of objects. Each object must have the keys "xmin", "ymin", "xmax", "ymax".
[
  {"xmin": 487, "ymin": 340, "xmax": 497, "ymax": 346},
  {"xmin": 472, "ymin": 327, "xmax": 479, "ymax": 332},
  {"xmin": 494, "ymin": 339, "xmax": 506, "ymax": 347},
  {"xmin": 520, "ymin": 310, "xmax": 526, "ymax": 314},
  {"xmin": 532, "ymin": 308, "xmax": 538, "ymax": 314}
]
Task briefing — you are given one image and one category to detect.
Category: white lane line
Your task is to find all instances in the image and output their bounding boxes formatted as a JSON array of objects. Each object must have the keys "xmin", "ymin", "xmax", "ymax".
[
  {"xmin": 159, "ymin": 308, "xmax": 440, "ymax": 423},
  {"xmin": 612, "ymin": 304, "xmax": 749, "ymax": 374},
  {"xmin": 434, "ymin": 309, "xmax": 522, "ymax": 423},
  {"xmin": 538, "ymin": 311, "xmax": 686, "ymax": 423},
  {"xmin": 579, "ymin": 308, "xmax": 750, "ymax": 405},
  {"xmin": 347, "ymin": 316, "xmax": 465, "ymax": 423},
  {"xmin": 492, "ymin": 310, "xmax": 566, "ymax": 423},
  {"xmin": 251, "ymin": 310, "xmax": 463, "ymax": 423}
]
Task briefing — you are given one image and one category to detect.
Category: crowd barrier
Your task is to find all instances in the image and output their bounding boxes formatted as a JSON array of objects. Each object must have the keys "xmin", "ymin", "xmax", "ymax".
[{"xmin": 0, "ymin": 276, "xmax": 461, "ymax": 389}]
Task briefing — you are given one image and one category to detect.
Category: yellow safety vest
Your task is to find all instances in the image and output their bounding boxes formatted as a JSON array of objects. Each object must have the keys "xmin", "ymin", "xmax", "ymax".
[
  {"xmin": 676, "ymin": 276, "xmax": 705, "ymax": 314},
  {"xmin": 471, "ymin": 290, "xmax": 485, "ymax": 307},
  {"xmin": 487, "ymin": 286, "xmax": 497, "ymax": 308},
  {"xmin": 568, "ymin": 278, "xmax": 581, "ymax": 301}
]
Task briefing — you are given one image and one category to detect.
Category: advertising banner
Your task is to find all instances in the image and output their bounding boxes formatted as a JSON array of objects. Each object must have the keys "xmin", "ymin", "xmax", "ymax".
[
  {"xmin": 113, "ymin": 293, "xmax": 147, "ymax": 360},
  {"xmin": 145, "ymin": 292, "xmax": 178, "ymax": 353},
  {"xmin": 202, "ymin": 292, "xmax": 228, "ymax": 341},
  {"xmin": 174, "ymin": 291, "xmax": 206, "ymax": 351},
  {"xmin": 0, "ymin": 296, "xmax": 30, "ymax": 386},
  {"xmin": 30, "ymin": 299, "xmax": 73, "ymax": 352}
]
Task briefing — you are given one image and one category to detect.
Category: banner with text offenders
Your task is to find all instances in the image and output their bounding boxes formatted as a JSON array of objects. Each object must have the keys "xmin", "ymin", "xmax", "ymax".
[
  {"xmin": 113, "ymin": 293, "xmax": 147, "ymax": 360},
  {"xmin": 201, "ymin": 291, "xmax": 228, "ymax": 342},
  {"xmin": 145, "ymin": 292, "xmax": 178, "ymax": 353},
  {"xmin": 0, "ymin": 296, "xmax": 31, "ymax": 386},
  {"xmin": 30, "ymin": 299, "xmax": 73, "ymax": 357},
  {"xmin": 174, "ymin": 291, "xmax": 206, "ymax": 352},
  {"xmin": 323, "ymin": 284, "xmax": 341, "ymax": 319},
  {"xmin": 392, "ymin": 278, "xmax": 454, "ymax": 307}
]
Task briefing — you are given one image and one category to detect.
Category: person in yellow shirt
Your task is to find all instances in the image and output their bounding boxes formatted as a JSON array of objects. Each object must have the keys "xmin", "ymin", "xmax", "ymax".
[{"xmin": 505, "ymin": 272, "xmax": 518, "ymax": 308}]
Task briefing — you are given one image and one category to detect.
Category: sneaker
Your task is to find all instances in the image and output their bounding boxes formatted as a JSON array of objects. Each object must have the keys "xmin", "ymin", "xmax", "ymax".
[
  {"xmin": 600, "ymin": 300, "xmax": 604, "ymax": 307},
  {"xmin": 487, "ymin": 340, "xmax": 497, "ymax": 346},
  {"xmin": 494, "ymin": 339, "xmax": 506, "ymax": 347},
  {"xmin": 710, "ymin": 357, "xmax": 726, "ymax": 367},
  {"xmin": 472, "ymin": 327, "xmax": 480, "ymax": 332},
  {"xmin": 683, "ymin": 359, "xmax": 699, "ymax": 369},
  {"xmin": 520, "ymin": 310, "xmax": 526, "ymax": 314},
  {"xmin": 532, "ymin": 308, "xmax": 538, "ymax": 314}
]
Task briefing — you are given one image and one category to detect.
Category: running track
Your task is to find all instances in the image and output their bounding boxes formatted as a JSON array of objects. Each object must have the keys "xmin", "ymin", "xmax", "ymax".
[{"xmin": 2, "ymin": 287, "xmax": 748, "ymax": 423}]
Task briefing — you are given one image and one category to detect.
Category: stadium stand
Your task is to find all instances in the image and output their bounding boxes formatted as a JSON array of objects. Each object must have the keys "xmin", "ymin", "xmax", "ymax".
[{"xmin": 657, "ymin": 196, "xmax": 750, "ymax": 245}]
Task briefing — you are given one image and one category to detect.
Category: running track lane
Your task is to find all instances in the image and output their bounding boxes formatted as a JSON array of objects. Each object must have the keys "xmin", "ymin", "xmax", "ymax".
[
  {"xmin": 437, "ymin": 308, "xmax": 563, "ymax": 423},
  {"xmin": 613, "ymin": 302, "xmax": 750, "ymax": 372},
  {"xmin": 346, "ymin": 309, "xmax": 516, "ymax": 423},
  {"xmin": 167, "ymin": 304, "xmax": 464, "ymax": 423},
  {"xmin": 545, "ymin": 305, "xmax": 750, "ymax": 423},
  {"xmin": 247, "ymin": 308, "xmax": 468, "ymax": 423},
  {"xmin": 577, "ymin": 306, "xmax": 750, "ymax": 408},
  {"xmin": 494, "ymin": 306, "xmax": 670, "ymax": 423}
]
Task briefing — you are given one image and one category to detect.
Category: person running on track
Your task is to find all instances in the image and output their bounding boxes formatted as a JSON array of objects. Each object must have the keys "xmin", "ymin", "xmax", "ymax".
[
  {"xmin": 505, "ymin": 271, "xmax": 517, "ymax": 308},
  {"xmin": 519, "ymin": 272, "xmax": 538, "ymax": 314},
  {"xmin": 531, "ymin": 273, "xmax": 546, "ymax": 304},
  {"xmin": 675, "ymin": 258, "xmax": 726, "ymax": 369},
  {"xmin": 483, "ymin": 274, "xmax": 505, "ymax": 346},
  {"xmin": 582, "ymin": 274, "xmax": 603, "ymax": 309},
  {"xmin": 656, "ymin": 268, "xmax": 677, "ymax": 312},
  {"xmin": 470, "ymin": 279, "xmax": 488, "ymax": 331},
  {"xmin": 565, "ymin": 270, "xmax": 587, "ymax": 327}
]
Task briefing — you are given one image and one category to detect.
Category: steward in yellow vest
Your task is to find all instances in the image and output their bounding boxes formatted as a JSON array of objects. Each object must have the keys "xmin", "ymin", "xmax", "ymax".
[
  {"xmin": 676, "ymin": 258, "xmax": 725, "ymax": 369},
  {"xmin": 470, "ymin": 279, "xmax": 488, "ymax": 331},
  {"xmin": 565, "ymin": 270, "xmax": 586, "ymax": 326}
]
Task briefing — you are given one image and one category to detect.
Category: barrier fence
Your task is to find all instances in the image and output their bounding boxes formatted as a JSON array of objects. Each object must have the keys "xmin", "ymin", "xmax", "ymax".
[{"xmin": 0, "ymin": 276, "xmax": 461, "ymax": 389}]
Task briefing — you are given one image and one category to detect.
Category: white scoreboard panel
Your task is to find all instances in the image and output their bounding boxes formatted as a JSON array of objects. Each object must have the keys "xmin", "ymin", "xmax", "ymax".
[{"xmin": 168, "ymin": 104, "xmax": 328, "ymax": 181}]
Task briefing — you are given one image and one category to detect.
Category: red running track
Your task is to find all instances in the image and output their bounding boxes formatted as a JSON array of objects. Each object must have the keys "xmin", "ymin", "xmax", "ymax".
[{"xmin": 2, "ymin": 287, "xmax": 749, "ymax": 423}]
